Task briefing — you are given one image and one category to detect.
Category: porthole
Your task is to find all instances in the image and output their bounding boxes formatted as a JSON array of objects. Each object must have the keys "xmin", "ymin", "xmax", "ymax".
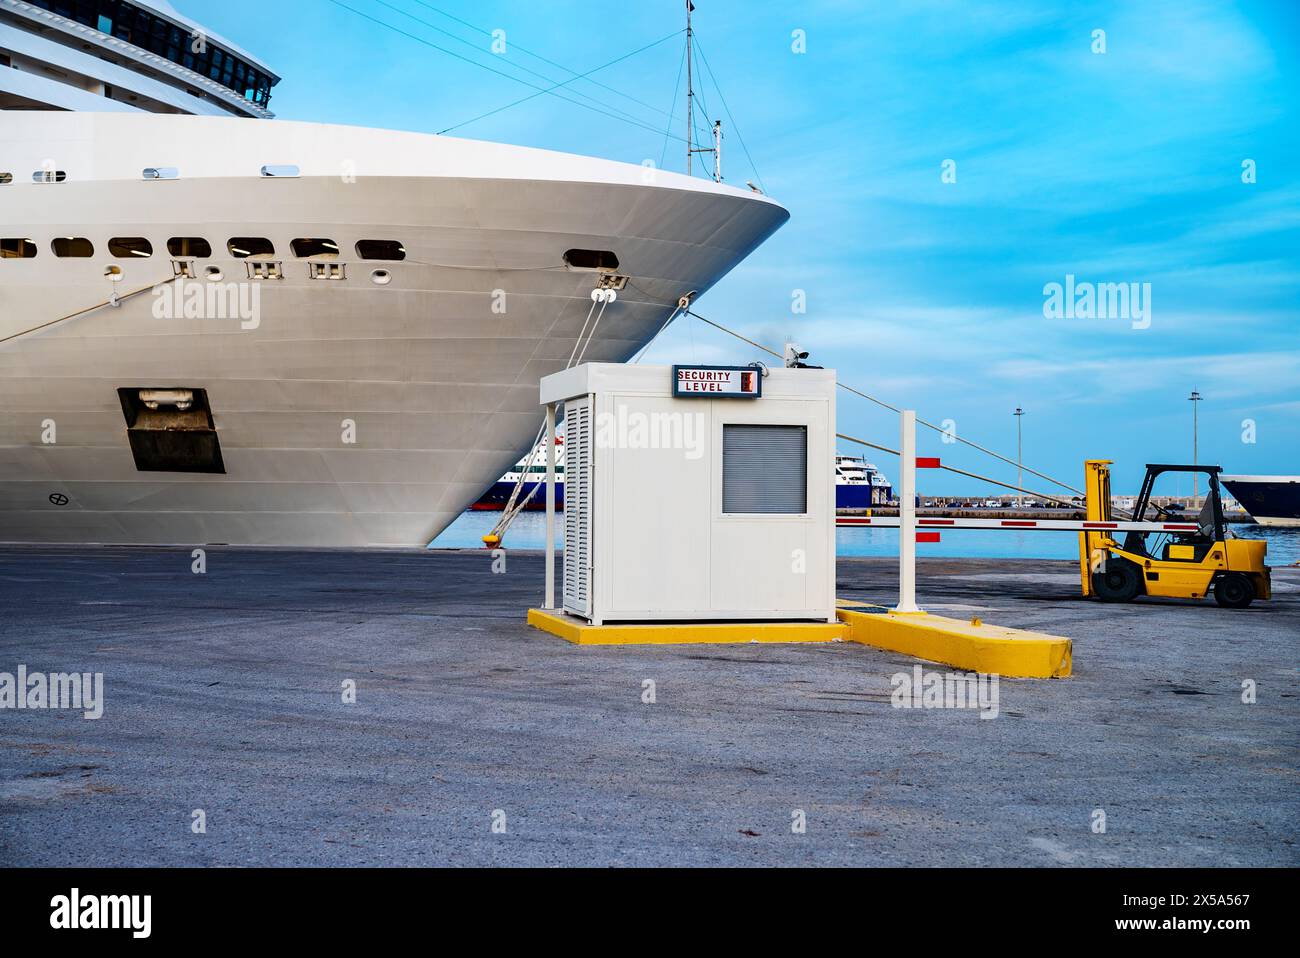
[
  {"xmin": 168, "ymin": 237, "xmax": 212, "ymax": 258},
  {"xmin": 205, "ymin": 265, "xmax": 224, "ymax": 281},
  {"xmin": 32, "ymin": 169, "xmax": 67, "ymax": 183},
  {"xmin": 0, "ymin": 173, "xmax": 12, "ymax": 185},
  {"xmin": 228, "ymin": 237, "xmax": 275, "ymax": 259},
  {"xmin": 370, "ymin": 269, "xmax": 392, "ymax": 285},
  {"xmin": 564, "ymin": 248, "xmax": 619, "ymax": 271},
  {"xmin": 142, "ymin": 167, "xmax": 180, "ymax": 180},
  {"xmin": 356, "ymin": 240, "xmax": 406, "ymax": 261},
  {"xmin": 108, "ymin": 237, "xmax": 153, "ymax": 258},
  {"xmin": 52, "ymin": 237, "xmax": 95, "ymax": 257},
  {"xmin": 260, "ymin": 164, "xmax": 299, "ymax": 178},
  {"xmin": 1, "ymin": 238, "xmax": 37, "ymax": 259},
  {"xmin": 104, "ymin": 265, "xmax": 123, "ymax": 281},
  {"xmin": 291, "ymin": 238, "xmax": 339, "ymax": 259}
]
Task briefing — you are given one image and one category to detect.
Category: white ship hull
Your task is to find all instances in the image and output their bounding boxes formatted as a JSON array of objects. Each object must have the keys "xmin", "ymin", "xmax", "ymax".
[{"xmin": 0, "ymin": 113, "xmax": 788, "ymax": 546}]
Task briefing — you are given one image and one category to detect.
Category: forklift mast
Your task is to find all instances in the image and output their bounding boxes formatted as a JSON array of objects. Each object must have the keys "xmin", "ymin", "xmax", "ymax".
[{"xmin": 1078, "ymin": 459, "xmax": 1113, "ymax": 597}]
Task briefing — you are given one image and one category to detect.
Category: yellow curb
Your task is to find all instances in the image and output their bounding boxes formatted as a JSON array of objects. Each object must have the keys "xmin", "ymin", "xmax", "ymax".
[
  {"xmin": 835, "ymin": 607, "xmax": 1072, "ymax": 678},
  {"xmin": 527, "ymin": 608, "xmax": 848, "ymax": 646},
  {"xmin": 527, "ymin": 605, "xmax": 1073, "ymax": 678}
]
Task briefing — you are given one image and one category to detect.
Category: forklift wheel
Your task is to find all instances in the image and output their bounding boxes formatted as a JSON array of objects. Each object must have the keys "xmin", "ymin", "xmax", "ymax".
[
  {"xmin": 1092, "ymin": 561, "xmax": 1141, "ymax": 602},
  {"xmin": 1214, "ymin": 573, "xmax": 1255, "ymax": 609}
]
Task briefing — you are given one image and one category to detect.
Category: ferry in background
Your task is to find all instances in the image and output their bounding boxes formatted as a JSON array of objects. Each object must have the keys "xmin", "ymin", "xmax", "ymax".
[
  {"xmin": 473, "ymin": 447, "xmax": 892, "ymax": 511},
  {"xmin": 834, "ymin": 454, "xmax": 892, "ymax": 509},
  {"xmin": 1220, "ymin": 475, "xmax": 1300, "ymax": 528},
  {"xmin": 472, "ymin": 438, "xmax": 564, "ymax": 511}
]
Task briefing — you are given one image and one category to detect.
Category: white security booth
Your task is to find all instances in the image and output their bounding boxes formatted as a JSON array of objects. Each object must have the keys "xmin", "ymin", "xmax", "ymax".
[{"xmin": 539, "ymin": 362, "xmax": 836, "ymax": 625}]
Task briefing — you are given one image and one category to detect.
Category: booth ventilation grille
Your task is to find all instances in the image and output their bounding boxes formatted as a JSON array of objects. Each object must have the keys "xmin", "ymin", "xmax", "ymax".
[{"xmin": 563, "ymin": 397, "xmax": 592, "ymax": 616}]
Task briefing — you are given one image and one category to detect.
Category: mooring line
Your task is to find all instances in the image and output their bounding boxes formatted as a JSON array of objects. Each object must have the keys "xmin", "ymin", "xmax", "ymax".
[{"xmin": 0, "ymin": 276, "xmax": 175, "ymax": 346}]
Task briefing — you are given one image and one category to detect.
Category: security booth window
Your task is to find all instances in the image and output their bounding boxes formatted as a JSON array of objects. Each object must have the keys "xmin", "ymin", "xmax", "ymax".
[{"xmin": 722, "ymin": 424, "xmax": 808, "ymax": 514}]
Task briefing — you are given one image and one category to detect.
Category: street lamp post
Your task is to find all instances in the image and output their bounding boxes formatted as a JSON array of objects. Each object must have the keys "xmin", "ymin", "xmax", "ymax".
[
  {"xmin": 1014, "ymin": 407, "xmax": 1024, "ymax": 507},
  {"xmin": 1189, "ymin": 390, "xmax": 1202, "ymax": 502}
]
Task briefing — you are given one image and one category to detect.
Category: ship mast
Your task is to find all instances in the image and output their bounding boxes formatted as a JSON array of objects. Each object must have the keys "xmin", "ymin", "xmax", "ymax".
[
  {"xmin": 686, "ymin": 0, "xmax": 694, "ymax": 176},
  {"xmin": 685, "ymin": 1, "xmax": 722, "ymax": 182}
]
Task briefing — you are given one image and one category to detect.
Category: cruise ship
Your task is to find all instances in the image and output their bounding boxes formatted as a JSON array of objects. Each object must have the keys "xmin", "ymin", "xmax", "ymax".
[{"xmin": 0, "ymin": 1, "xmax": 789, "ymax": 547}]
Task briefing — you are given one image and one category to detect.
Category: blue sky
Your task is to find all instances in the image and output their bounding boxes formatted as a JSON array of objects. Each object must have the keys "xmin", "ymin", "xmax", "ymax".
[{"xmin": 190, "ymin": 0, "xmax": 1298, "ymax": 495}]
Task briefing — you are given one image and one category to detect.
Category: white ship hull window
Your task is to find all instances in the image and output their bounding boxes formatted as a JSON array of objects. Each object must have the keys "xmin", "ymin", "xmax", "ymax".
[
  {"xmin": 168, "ymin": 238, "xmax": 213, "ymax": 258},
  {"xmin": 1, "ymin": 238, "xmax": 38, "ymax": 259},
  {"xmin": 108, "ymin": 237, "xmax": 153, "ymax": 258},
  {"xmin": 356, "ymin": 240, "xmax": 406, "ymax": 261},
  {"xmin": 52, "ymin": 237, "xmax": 95, "ymax": 257},
  {"xmin": 291, "ymin": 238, "xmax": 340, "ymax": 259},
  {"xmin": 564, "ymin": 248, "xmax": 620, "ymax": 271},
  {"xmin": 228, "ymin": 237, "xmax": 275, "ymax": 259}
]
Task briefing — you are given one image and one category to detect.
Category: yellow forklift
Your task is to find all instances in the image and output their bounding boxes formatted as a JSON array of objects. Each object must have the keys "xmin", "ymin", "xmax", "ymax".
[{"xmin": 1079, "ymin": 460, "xmax": 1271, "ymax": 608}]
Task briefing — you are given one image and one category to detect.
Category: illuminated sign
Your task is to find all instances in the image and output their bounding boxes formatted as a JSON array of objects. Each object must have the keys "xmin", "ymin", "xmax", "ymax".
[{"xmin": 672, "ymin": 365, "xmax": 762, "ymax": 398}]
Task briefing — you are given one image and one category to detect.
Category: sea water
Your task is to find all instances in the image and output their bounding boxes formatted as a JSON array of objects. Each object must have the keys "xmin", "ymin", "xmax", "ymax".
[{"xmin": 434, "ymin": 510, "xmax": 1300, "ymax": 565}]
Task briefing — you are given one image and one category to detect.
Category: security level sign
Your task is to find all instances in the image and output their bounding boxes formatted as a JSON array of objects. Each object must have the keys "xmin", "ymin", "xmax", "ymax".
[{"xmin": 672, "ymin": 365, "xmax": 762, "ymax": 398}]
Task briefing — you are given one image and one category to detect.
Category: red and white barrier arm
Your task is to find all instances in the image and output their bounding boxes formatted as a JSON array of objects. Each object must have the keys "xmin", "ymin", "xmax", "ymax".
[{"xmin": 835, "ymin": 516, "xmax": 1201, "ymax": 533}]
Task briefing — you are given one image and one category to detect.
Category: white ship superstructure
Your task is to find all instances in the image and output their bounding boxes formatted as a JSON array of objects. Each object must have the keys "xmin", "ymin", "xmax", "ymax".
[
  {"xmin": 0, "ymin": 6, "xmax": 789, "ymax": 547},
  {"xmin": 1, "ymin": 0, "xmax": 276, "ymax": 116}
]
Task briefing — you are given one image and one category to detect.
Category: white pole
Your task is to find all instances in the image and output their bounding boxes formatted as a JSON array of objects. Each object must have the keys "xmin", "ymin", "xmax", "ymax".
[
  {"xmin": 1015, "ymin": 407, "xmax": 1024, "ymax": 508},
  {"xmin": 896, "ymin": 409, "xmax": 920, "ymax": 613},
  {"xmin": 544, "ymin": 402, "xmax": 557, "ymax": 610}
]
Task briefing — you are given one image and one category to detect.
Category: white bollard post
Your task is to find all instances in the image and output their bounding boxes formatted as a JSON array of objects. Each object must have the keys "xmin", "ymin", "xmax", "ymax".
[
  {"xmin": 544, "ymin": 402, "xmax": 557, "ymax": 611},
  {"xmin": 895, "ymin": 409, "xmax": 921, "ymax": 613}
]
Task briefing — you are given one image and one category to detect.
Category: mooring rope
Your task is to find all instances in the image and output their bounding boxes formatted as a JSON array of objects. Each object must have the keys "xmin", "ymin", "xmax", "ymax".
[
  {"xmin": 490, "ymin": 288, "xmax": 625, "ymax": 543},
  {"xmin": 834, "ymin": 431, "xmax": 1083, "ymax": 510},
  {"xmin": 0, "ymin": 276, "xmax": 175, "ymax": 346},
  {"xmin": 678, "ymin": 306, "xmax": 1086, "ymax": 497}
]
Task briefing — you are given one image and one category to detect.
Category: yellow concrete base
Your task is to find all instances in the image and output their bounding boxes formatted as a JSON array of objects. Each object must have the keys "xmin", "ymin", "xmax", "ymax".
[
  {"xmin": 527, "ymin": 608, "xmax": 847, "ymax": 646},
  {"xmin": 526, "ymin": 604, "xmax": 1072, "ymax": 679},
  {"xmin": 836, "ymin": 607, "xmax": 1072, "ymax": 678}
]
